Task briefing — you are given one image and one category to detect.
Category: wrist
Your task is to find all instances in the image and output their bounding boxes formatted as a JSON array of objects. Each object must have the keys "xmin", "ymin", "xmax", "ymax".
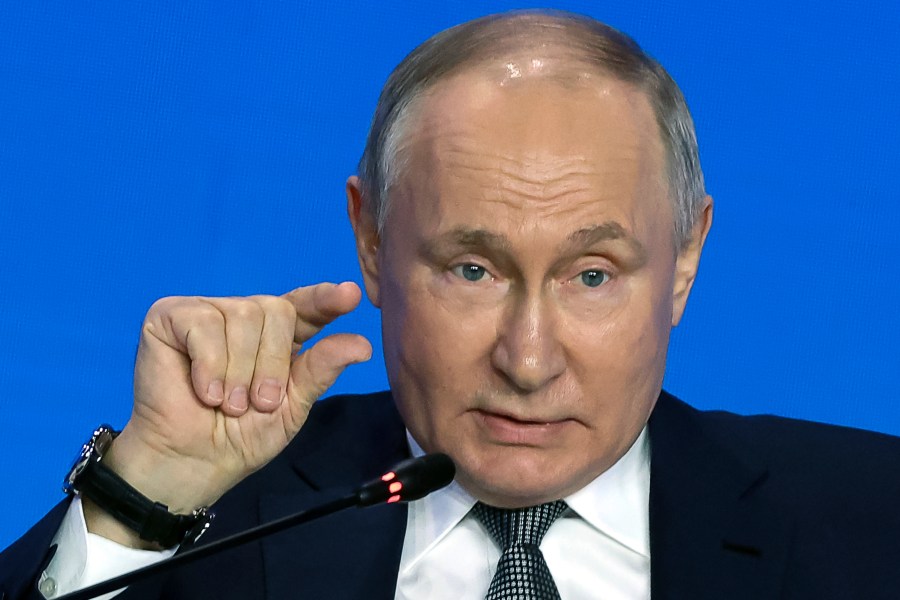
[
  {"xmin": 104, "ymin": 426, "xmax": 227, "ymax": 513},
  {"xmin": 67, "ymin": 425, "xmax": 214, "ymax": 549},
  {"xmin": 82, "ymin": 497, "xmax": 165, "ymax": 551}
]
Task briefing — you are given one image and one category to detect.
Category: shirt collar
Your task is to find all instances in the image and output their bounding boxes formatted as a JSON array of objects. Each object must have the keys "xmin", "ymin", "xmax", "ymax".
[
  {"xmin": 564, "ymin": 426, "xmax": 650, "ymax": 558},
  {"xmin": 404, "ymin": 425, "xmax": 651, "ymax": 563},
  {"xmin": 403, "ymin": 434, "xmax": 478, "ymax": 572}
]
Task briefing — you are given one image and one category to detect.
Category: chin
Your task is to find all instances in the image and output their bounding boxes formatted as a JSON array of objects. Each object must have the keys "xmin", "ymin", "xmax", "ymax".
[{"xmin": 454, "ymin": 445, "xmax": 583, "ymax": 508}]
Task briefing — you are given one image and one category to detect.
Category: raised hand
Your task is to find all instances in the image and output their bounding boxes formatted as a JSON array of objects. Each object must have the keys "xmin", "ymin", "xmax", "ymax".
[{"xmin": 86, "ymin": 282, "xmax": 371, "ymax": 546}]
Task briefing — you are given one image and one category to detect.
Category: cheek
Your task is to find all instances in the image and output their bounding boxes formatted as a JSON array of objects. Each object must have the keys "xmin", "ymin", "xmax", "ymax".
[
  {"xmin": 381, "ymin": 269, "xmax": 500, "ymax": 408},
  {"xmin": 383, "ymin": 279, "xmax": 504, "ymax": 454},
  {"xmin": 389, "ymin": 262, "xmax": 502, "ymax": 352},
  {"xmin": 566, "ymin": 275, "xmax": 672, "ymax": 391}
]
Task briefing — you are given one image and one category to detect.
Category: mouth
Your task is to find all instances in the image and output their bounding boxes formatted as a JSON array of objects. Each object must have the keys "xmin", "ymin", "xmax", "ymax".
[{"xmin": 472, "ymin": 409, "xmax": 575, "ymax": 446}]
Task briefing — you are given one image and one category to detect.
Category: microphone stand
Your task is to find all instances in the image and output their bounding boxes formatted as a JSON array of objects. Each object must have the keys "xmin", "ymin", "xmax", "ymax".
[
  {"xmin": 55, "ymin": 453, "xmax": 455, "ymax": 600},
  {"xmin": 56, "ymin": 492, "xmax": 359, "ymax": 600}
]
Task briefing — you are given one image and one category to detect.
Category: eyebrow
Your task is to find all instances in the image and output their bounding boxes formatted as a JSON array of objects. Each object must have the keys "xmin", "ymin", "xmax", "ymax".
[
  {"xmin": 424, "ymin": 221, "xmax": 647, "ymax": 264},
  {"xmin": 439, "ymin": 228, "xmax": 511, "ymax": 251},
  {"xmin": 565, "ymin": 222, "xmax": 647, "ymax": 263},
  {"xmin": 419, "ymin": 228, "xmax": 510, "ymax": 261}
]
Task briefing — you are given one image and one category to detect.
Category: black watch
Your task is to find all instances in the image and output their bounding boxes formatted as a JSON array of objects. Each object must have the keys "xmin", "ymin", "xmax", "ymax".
[{"xmin": 64, "ymin": 425, "xmax": 214, "ymax": 547}]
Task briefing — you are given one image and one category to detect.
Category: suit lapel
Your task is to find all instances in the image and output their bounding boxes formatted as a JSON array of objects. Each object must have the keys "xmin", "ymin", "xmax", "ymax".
[
  {"xmin": 259, "ymin": 392, "xmax": 411, "ymax": 600},
  {"xmin": 260, "ymin": 489, "xmax": 407, "ymax": 600},
  {"xmin": 648, "ymin": 393, "xmax": 793, "ymax": 600}
]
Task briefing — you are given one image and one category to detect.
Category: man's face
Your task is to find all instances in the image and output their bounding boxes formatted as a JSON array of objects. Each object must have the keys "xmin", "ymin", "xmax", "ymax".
[{"xmin": 349, "ymin": 66, "xmax": 709, "ymax": 507}]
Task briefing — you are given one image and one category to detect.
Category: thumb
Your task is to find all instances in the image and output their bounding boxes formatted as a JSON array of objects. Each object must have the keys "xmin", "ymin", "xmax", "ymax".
[{"xmin": 283, "ymin": 333, "xmax": 373, "ymax": 432}]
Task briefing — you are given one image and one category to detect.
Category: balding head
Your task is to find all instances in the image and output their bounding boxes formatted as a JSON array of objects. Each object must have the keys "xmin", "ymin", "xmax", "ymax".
[
  {"xmin": 357, "ymin": 9, "xmax": 706, "ymax": 250},
  {"xmin": 345, "ymin": 10, "xmax": 715, "ymax": 507}
]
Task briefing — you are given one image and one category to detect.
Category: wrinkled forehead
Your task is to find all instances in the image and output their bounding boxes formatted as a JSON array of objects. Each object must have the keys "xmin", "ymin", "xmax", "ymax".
[
  {"xmin": 384, "ymin": 67, "xmax": 673, "ymax": 246},
  {"xmin": 399, "ymin": 64, "xmax": 667, "ymax": 190}
]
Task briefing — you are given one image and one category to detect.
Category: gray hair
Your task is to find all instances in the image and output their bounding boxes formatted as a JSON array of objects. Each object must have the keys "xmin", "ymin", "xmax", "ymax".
[{"xmin": 357, "ymin": 10, "xmax": 706, "ymax": 249}]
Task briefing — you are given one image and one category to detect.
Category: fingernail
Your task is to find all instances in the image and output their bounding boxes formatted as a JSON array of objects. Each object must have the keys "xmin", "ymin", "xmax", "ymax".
[
  {"xmin": 258, "ymin": 379, "xmax": 282, "ymax": 407},
  {"xmin": 228, "ymin": 386, "xmax": 249, "ymax": 411},
  {"xmin": 208, "ymin": 380, "xmax": 224, "ymax": 404}
]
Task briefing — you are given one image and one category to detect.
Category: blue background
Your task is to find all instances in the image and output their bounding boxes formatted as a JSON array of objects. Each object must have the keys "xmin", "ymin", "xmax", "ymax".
[{"xmin": 1, "ymin": 1, "xmax": 898, "ymax": 549}]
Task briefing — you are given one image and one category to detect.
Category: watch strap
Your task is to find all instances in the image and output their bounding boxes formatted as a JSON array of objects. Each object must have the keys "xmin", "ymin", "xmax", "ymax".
[
  {"xmin": 67, "ymin": 425, "xmax": 213, "ymax": 548},
  {"xmin": 78, "ymin": 456, "xmax": 206, "ymax": 548}
]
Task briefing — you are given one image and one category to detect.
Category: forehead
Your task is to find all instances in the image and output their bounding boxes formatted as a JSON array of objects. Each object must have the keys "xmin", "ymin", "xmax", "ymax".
[{"xmin": 392, "ymin": 67, "xmax": 670, "ymax": 234}]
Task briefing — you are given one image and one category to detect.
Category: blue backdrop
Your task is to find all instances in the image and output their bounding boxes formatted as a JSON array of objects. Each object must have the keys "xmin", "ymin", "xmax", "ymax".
[{"xmin": 2, "ymin": 1, "xmax": 898, "ymax": 549}]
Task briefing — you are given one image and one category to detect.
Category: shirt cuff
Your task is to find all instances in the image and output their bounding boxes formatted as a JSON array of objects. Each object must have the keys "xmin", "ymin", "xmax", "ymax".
[{"xmin": 39, "ymin": 496, "xmax": 177, "ymax": 599}]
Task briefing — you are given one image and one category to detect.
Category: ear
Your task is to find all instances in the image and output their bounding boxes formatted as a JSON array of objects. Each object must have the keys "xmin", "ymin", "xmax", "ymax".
[
  {"xmin": 346, "ymin": 176, "xmax": 382, "ymax": 308},
  {"xmin": 671, "ymin": 196, "xmax": 713, "ymax": 326}
]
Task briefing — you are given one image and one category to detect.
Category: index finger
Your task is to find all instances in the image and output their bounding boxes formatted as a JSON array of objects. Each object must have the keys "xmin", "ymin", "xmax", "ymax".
[{"xmin": 280, "ymin": 281, "xmax": 363, "ymax": 343}]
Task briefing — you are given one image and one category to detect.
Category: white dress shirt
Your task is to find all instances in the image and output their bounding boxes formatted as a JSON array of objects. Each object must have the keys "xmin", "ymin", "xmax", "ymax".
[
  {"xmin": 396, "ymin": 428, "xmax": 651, "ymax": 600},
  {"xmin": 40, "ymin": 496, "xmax": 176, "ymax": 599},
  {"xmin": 41, "ymin": 428, "xmax": 650, "ymax": 599}
]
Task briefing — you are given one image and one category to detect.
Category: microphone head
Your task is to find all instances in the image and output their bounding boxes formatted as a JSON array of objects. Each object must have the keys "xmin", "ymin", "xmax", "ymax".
[{"xmin": 356, "ymin": 453, "xmax": 456, "ymax": 507}]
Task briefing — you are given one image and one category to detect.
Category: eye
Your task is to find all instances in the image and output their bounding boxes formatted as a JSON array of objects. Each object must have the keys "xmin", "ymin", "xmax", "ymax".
[
  {"xmin": 579, "ymin": 269, "xmax": 610, "ymax": 288},
  {"xmin": 451, "ymin": 263, "xmax": 491, "ymax": 282}
]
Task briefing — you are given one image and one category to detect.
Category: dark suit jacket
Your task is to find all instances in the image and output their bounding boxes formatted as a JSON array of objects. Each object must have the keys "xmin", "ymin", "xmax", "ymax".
[{"xmin": 3, "ymin": 390, "xmax": 900, "ymax": 599}]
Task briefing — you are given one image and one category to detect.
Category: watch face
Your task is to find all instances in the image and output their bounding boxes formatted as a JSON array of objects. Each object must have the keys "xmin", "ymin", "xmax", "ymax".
[
  {"xmin": 63, "ymin": 451, "xmax": 91, "ymax": 492},
  {"xmin": 63, "ymin": 425, "xmax": 115, "ymax": 494},
  {"xmin": 186, "ymin": 507, "xmax": 215, "ymax": 544}
]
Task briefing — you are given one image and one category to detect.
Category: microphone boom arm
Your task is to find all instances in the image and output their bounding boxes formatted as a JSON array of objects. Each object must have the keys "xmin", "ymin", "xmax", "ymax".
[{"xmin": 55, "ymin": 453, "xmax": 455, "ymax": 600}]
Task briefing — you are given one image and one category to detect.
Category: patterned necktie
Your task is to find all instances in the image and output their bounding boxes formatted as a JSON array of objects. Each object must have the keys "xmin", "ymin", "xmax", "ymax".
[{"xmin": 472, "ymin": 500, "xmax": 568, "ymax": 600}]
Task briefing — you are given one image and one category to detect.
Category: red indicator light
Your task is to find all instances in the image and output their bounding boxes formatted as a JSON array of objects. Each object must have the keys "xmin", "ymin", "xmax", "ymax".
[
  {"xmin": 387, "ymin": 494, "xmax": 401, "ymax": 503},
  {"xmin": 389, "ymin": 482, "xmax": 402, "ymax": 493},
  {"xmin": 381, "ymin": 472, "xmax": 396, "ymax": 482}
]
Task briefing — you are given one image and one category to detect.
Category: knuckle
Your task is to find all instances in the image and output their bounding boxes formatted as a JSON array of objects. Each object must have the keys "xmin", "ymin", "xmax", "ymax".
[
  {"xmin": 275, "ymin": 298, "xmax": 298, "ymax": 321},
  {"xmin": 145, "ymin": 295, "xmax": 182, "ymax": 320},
  {"xmin": 190, "ymin": 303, "xmax": 226, "ymax": 328},
  {"xmin": 170, "ymin": 305, "xmax": 226, "ymax": 345},
  {"xmin": 228, "ymin": 299, "xmax": 264, "ymax": 323},
  {"xmin": 149, "ymin": 296, "xmax": 224, "ymax": 326},
  {"xmin": 191, "ymin": 303, "xmax": 225, "ymax": 327},
  {"xmin": 256, "ymin": 295, "xmax": 297, "ymax": 321}
]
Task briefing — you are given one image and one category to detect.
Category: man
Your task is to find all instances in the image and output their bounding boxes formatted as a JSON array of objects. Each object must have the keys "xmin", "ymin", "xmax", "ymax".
[{"xmin": 2, "ymin": 9, "xmax": 899, "ymax": 600}]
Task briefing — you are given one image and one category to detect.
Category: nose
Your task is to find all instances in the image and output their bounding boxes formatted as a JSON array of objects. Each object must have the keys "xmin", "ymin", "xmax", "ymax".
[{"xmin": 491, "ymin": 292, "xmax": 566, "ymax": 392}]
